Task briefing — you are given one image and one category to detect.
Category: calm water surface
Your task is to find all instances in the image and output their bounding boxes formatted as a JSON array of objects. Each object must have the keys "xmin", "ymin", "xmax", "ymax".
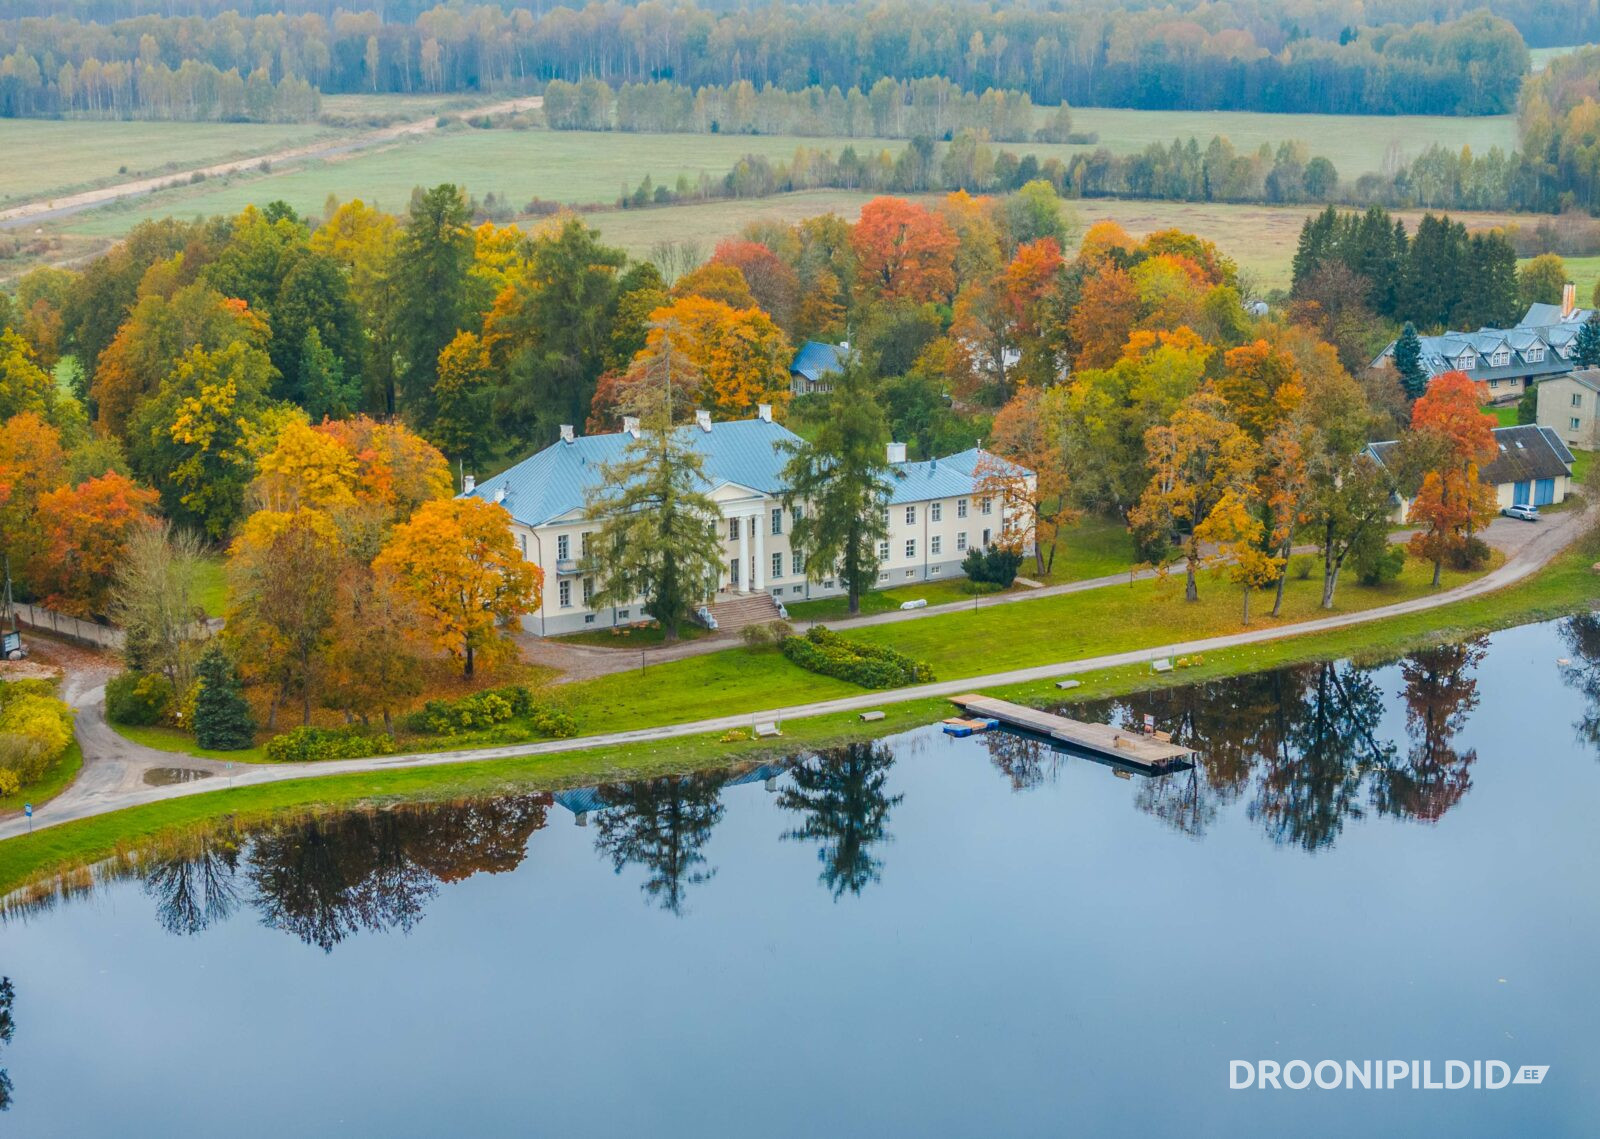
[{"xmin": 3, "ymin": 617, "xmax": 1600, "ymax": 1136}]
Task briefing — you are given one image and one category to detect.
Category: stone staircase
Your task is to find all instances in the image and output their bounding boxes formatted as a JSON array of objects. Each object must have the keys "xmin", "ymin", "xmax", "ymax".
[{"xmin": 707, "ymin": 592, "xmax": 783, "ymax": 634}]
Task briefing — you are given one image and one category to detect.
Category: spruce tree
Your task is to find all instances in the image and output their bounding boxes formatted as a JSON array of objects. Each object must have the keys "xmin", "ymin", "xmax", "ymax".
[
  {"xmin": 1577, "ymin": 311, "xmax": 1600, "ymax": 367},
  {"xmin": 192, "ymin": 642, "xmax": 256, "ymax": 750},
  {"xmin": 781, "ymin": 355, "xmax": 895, "ymax": 615},
  {"xmin": 1394, "ymin": 321, "xmax": 1428, "ymax": 400}
]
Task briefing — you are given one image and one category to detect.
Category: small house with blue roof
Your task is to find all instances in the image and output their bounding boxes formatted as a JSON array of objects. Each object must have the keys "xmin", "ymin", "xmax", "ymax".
[
  {"xmin": 462, "ymin": 406, "xmax": 1035, "ymax": 636},
  {"xmin": 790, "ymin": 340, "xmax": 846, "ymax": 396}
]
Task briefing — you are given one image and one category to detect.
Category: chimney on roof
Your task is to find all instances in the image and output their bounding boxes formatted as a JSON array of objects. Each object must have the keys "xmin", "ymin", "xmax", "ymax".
[
  {"xmin": 559, "ymin": 424, "xmax": 575, "ymax": 444},
  {"xmin": 462, "ymin": 474, "xmax": 476, "ymax": 494},
  {"xmin": 887, "ymin": 441, "xmax": 907, "ymax": 464},
  {"xmin": 695, "ymin": 409, "xmax": 712, "ymax": 433},
  {"xmin": 1563, "ymin": 282, "xmax": 1577, "ymax": 318},
  {"xmin": 622, "ymin": 415, "xmax": 640, "ymax": 438},
  {"xmin": 757, "ymin": 403, "xmax": 773, "ymax": 422}
]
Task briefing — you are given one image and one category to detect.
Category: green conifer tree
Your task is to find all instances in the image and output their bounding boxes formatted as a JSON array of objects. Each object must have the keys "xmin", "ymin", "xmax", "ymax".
[
  {"xmin": 192, "ymin": 642, "xmax": 256, "ymax": 750},
  {"xmin": 1394, "ymin": 321, "xmax": 1428, "ymax": 400}
]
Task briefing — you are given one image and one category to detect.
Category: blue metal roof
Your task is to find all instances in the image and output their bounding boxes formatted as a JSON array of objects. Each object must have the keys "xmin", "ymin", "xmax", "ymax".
[
  {"xmin": 467, "ymin": 418, "xmax": 802, "ymax": 527},
  {"xmin": 790, "ymin": 340, "xmax": 846, "ymax": 382},
  {"xmin": 886, "ymin": 447, "xmax": 1029, "ymax": 504}
]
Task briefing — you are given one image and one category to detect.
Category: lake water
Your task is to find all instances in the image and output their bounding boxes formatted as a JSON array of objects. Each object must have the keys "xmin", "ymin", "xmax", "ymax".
[{"xmin": 3, "ymin": 617, "xmax": 1600, "ymax": 1136}]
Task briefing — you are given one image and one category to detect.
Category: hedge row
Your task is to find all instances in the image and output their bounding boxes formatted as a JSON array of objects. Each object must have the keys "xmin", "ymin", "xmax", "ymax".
[{"xmin": 779, "ymin": 626, "xmax": 934, "ymax": 689}]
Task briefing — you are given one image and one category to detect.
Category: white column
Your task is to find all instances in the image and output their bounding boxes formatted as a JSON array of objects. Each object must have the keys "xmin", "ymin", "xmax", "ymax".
[
  {"xmin": 754, "ymin": 507, "xmax": 765, "ymax": 591},
  {"xmin": 738, "ymin": 513, "xmax": 750, "ymax": 592}
]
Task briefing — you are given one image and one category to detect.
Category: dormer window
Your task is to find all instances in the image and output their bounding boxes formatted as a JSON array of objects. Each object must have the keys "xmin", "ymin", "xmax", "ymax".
[
  {"xmin": 1491, "ymin": 350, "xmax": 1510, "ymax": 366},
  {"xmin": 1459, "ymin": 353, "xmax": 1476, "ymax": 370},
  {"xmin": 1529, "ymin": 347, "xmax": 1545, "ymax": 362}
]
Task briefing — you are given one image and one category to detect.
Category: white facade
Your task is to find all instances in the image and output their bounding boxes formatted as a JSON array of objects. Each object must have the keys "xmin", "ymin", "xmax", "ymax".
[{"xmin": 469, "ymin": 414, "xmax": 1033, "ymax": 637}]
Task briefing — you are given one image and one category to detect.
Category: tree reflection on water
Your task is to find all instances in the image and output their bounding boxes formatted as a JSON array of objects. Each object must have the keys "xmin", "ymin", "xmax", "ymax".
[
  {"xmin": 989, "ymin": 638, "xmax": 1486, "ymax": 852},
  {"xmin": 137, "ymin": 796, "xmax": 551, "ymax": 951},
  {"xmin": 592, "ymin": 772, "xmax": 727, "ymax": 916},
  {"xmin": 779, "ymin": 742, "xmax": 903, "ymax": 899}
]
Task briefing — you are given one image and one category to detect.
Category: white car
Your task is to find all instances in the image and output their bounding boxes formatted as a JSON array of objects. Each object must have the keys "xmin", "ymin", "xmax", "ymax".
[{"xmin": 1503, "ymin": 503, "xmax": 1540, "ymax": 522}]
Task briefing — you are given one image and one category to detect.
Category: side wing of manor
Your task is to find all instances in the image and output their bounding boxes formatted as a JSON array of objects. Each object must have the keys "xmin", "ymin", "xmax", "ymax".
[
  {"xmin": 463, "ymin": 405, "xmax": 1036, "ymax": 636},
  {"xmin": 1370, "ymin": 285, "xmax": 1594, "ymax": 406}
]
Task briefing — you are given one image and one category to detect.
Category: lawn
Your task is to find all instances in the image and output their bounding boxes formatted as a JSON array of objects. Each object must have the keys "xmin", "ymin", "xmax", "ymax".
[
  {"xmin": 112, "ymin": 723, "xmax": 267, "ymax": 764},
  {"xmin": 552, "ymin": 550, "xmax": 1492, "ymax": 731},
  {"xmin": 192, "ymin": 554, "xmax": 228, "ymax": 618}
]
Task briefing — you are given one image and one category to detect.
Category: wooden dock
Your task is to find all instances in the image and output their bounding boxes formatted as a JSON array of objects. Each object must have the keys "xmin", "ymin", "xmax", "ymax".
[{"xmin": 950, "ymin": 694, "xmax": 1196, "ymax": 772}]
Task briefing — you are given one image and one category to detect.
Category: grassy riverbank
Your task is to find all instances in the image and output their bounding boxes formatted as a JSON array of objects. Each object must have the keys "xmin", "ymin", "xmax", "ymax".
[{"xmin": 1, "ymin": 533, "xmax": 1594, "ymax": 900}]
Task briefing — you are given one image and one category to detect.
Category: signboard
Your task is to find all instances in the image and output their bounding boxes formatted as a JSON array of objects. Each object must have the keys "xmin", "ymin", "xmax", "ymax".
[
  {"xmin": 23, "ymin": 804, "xmax": 31, "ymax": 818},
  {"xmin": 1, "ymin": 630, "xmax": 18, "ymax": 656},
  {"xmin": 1142, "ymin": 713, "xmax": 1156, "ymax": 735}
]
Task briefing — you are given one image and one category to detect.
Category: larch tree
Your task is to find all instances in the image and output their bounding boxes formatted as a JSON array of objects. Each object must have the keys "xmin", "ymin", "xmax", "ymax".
[
  {"xmin": 780, "ymin": 354, "xmax": 896, "ymax": 615},
  {"xmin": 1129, "ymin": 388, "xmax": 1258, "ymax": 602},
  {"xmin": 110, "ymin": 521, "xmax": 208, "ymax": 693},
  {"xmin": 430, "ymin": 330, "xmax": 498, "ymax": 470},
  {"xmin": 582, "ymin": 333, "xmax": 725, "ymax": 641},
  {"xmin": 374, "ymin": 496, "xmax": 541, "ymax": 678}
]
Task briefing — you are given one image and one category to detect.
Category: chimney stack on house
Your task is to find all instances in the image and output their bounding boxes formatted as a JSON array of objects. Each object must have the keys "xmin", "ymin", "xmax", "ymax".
[
  {"xmin": 462, "ymin": 474, "xmax": 475, "ymax": 493},
  {"xmin": 695, "ymin": 409, "xmax": 713, "ymax": 432},
  {"xmin": 559, "ymin": 424, "xmax": 575, "ymax": 443},
  {"xmin": 622, "ymin": 415, "xmax": 640, "ymax": 437},
  {"xmin": 757, "ymin": 403, "xmax": 773, "ymax": 422},
  {"xmin": 887, "ymin": 441, "xmax": 907, "ymax": 464},
  {"xmin": 1563, "ymin": 281, "xmax": 1578, "ymax": 318}
]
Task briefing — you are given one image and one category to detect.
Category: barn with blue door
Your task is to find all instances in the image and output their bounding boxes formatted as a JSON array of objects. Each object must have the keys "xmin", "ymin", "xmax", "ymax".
[{"xmin": 1367, "ymin": 424, "xmax": 1575, "ymax": 521}]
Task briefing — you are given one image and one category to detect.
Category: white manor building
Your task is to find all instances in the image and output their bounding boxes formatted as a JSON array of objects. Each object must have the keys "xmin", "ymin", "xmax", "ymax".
[{"xmin": 464, "ymin": 406, "xmax": 1035, "ymax": 637}]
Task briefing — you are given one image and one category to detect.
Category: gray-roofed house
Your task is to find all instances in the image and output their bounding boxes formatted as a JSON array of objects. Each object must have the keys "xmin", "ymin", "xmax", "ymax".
[
  {"xmin": 462, "ymin": 408, "xmax": 1035, "ymax": 636},
  {"xmin": 790, "ymin": 340, "xmax": 846, "ymax": 396},
  {"xmin": 1366, "ymin": 423, "xmax": 1574, "ymax": 521},
  {"xmin": 1370, "ymin": 326, "xmax": 1571, "ymax": 405},
  {"xmin": 1537, "ymin": 366, "xmax": 1600, "ymax": 450}
]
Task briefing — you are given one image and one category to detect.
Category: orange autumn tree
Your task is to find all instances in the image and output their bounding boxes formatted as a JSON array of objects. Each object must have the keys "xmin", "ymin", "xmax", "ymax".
[
  {"xmin": 1405, "ymin": 371, "xmax": 1499, "ymax": 586},
  {"xmin": 951, "ymin": 237, "xmax": 1064, "ymax": 402},
  {"xmin": 669, "ymin": 262, "xmax": 758, "ymax": 310},
  {"xmin": 980, "ymin": 386, "xmax": 1077, "ymax": 573},
  {"xmin": 851, "ymin": 197, "xmax": 959, "ymax": 305},
  {"xmin": 1068, "ymin": 263, "xmax": 1141, "ymax": 370},
  {"xmin": 34, "ymin": 473, "xmax": 159, "ymax": 616},
  {"xmin": 645, "ymin": 295, "xmax": 792, "ymax": 418},
  {"xmin": 314, "ymin": 416, "xmax": 452, "ymax": 525},
  {"xmin": 1217, "ymin": 340, "xmax": 1306, "ymax": 441},
  {"xmin": 0, "ymin": 412, "xmax": 68, "ymax": 587},
  {"xmin": 374, "ymin": 496, "xmax": 541, "ymax": 678}
]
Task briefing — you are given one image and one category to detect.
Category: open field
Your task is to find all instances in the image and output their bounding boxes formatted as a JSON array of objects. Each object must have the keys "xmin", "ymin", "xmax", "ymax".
[
  {"xmin": 0, "ymin": 119, "xmax": 340, "ymax": 206},
  {"xmin": 1530, "ymin": 46, "xmax": 1585, "ymax": 71}
]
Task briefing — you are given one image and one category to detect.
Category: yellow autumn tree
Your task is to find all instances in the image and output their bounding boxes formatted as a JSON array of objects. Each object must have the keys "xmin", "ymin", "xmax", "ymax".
[
  {"xmin": 251, "ymin": 419, "xmax": 359, "ymax": 512},
  {"xmin": 644, "ymin": 295, "xmax": 793, "ymax": 418},
  {"xmin": 1194, "ymin": 488, "xmax": 1284, "ymax": 625},
  {"xmin": 373, "ymin": 496, "xmax": 541, "ymax": 678}
]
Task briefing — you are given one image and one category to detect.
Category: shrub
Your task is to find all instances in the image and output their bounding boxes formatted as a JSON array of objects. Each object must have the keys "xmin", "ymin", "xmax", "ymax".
[
  {"xmin": 1355, "ymin": 541, "xmax": 1407, "ymax": 586},
  {"xmin": 1292, "ymin": 555, "xmax": 1315, "ymax": 581},
  {"xmin": 265, "ymin": 725, "xmax": 395, "ymax": 763},
  {"xmin": 1447, "ymin": 536, "xmax": 1492, "ymax": 571},
  {"xmin": 962, "ymin": 546, "xmax": 1023, "ymax": 587},
  {"xmin": 780, "ymin": 625, "xmax": 934, "ymax": 689},
  {"xmin": 0, "ymin": 769, "xmax": 17, "ymax": 797},
  {"xmin": 106, "ymin": 670, "xmax": 174, "ymax": 726},
  {"xmin": 740, "ymin": 619, "xmax": 795, "ymax": 649},
  {"xmin": 402, "ymin": 685, "xmax": 575, "ymax": 738},
  {"xmin": 0, "ymin": 685, "xmax": 74, "ymax": 784}
]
